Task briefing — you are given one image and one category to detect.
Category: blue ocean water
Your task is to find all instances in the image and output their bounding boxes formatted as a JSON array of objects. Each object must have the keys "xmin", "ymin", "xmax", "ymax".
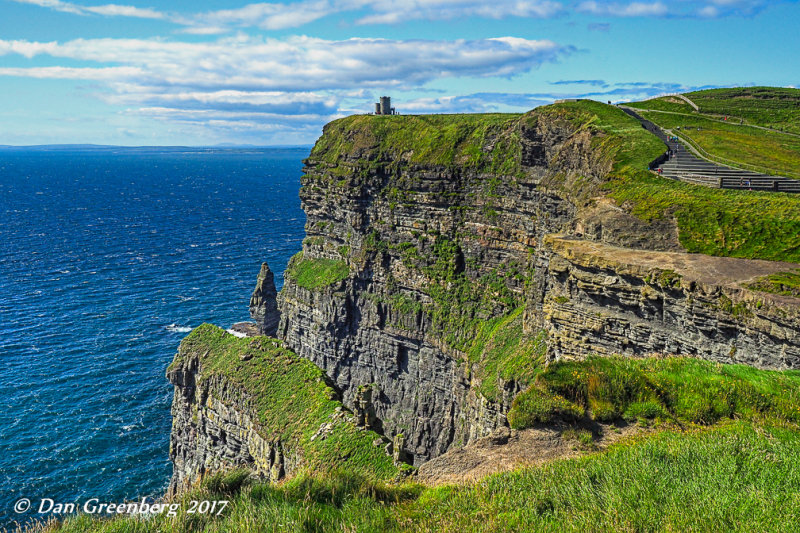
[{"xmin": 0, "ymin": 147, "xmax": 307, "ymax": 528}]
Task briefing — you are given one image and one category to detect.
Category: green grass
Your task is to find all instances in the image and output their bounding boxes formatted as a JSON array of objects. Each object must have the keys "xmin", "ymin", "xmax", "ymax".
[
  {"xmin": 508, "ymin": 356, "xmax": 800, "ymax": 429},
  {"xmin": 629, "ymin": 87, "xmax": 800, "ymax": 134},
  {"xmin": 168, "ymin": 324, "xmax": 400, "ymax": 480},
  {"xmin": 606, "ymin": 169, "xmax": 800, "ymax": 261},
  {"xmin": 561, "ymin": 102, "xmax": 800, "ymax": 262},
  {"xmin": 310, "ymin": 112, "xmax": 523, "ymax": 176},
  {"xmin": 747, "ymin": 269, "xmax": 800, "ymax": 297},
  {"xmin": 627, "ymin": 87, "xmax": 800, "ymax": 178},
  {"xmin": 284, "ymin": 252, "xmax": 350, "ymax": 290},
  {"xmin": 464, "ymin": 308, "xmax": 548, "ymax": 400},
  {"xmin": 687, "ymin": 87, "xmax": 800, "ymax": 134},
  {"xmin": 47, "ymin": 421, "xmax": 800, "ymax": 532}
]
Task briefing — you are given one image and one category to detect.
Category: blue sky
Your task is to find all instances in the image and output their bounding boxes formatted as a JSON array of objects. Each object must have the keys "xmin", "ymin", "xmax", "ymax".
[{"xmin": 0, "ymin": 0, "xmax": 797, "ymax": 145}]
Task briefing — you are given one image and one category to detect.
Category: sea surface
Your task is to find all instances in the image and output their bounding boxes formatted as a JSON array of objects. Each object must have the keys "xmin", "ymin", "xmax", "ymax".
[{"xmin": 0, "ymin": 146, "xmax": 307, "ymax": 527}]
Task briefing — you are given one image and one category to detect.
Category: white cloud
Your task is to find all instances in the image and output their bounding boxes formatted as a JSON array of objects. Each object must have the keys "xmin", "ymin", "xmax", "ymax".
[
  {"xmin": 83, "ymin": 4, "xmax": 165, "ymax": 19},
  {"xmin": 8, "ymin": 0, "xmax": 792, "ymax": 32},
  {"xmin": 0, "ymin": 65, "xmax": 143, "ymax": 79},
  {"xmin": 0, "ymin": 35, "xmax": 569, "ymax": 90},
  {"xmin": 0, "ymin": 35, "xmax": 569, "ymax": 139},
  {"xmin": 355, "ymin": 0, "xmax": 564, "ymax": 25},
  {"xmin": 577, "ymin": 1, "xmax": 668, "ymax": 17},
  {"xmin": 10, "ymin": 0, "xmax": 167, "ymax": 19},
  {"xmin": 184, "ymin": 0, "xmax": 341, "ymax": 30}
]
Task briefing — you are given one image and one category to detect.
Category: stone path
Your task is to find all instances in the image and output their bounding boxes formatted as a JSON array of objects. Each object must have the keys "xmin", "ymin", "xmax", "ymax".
[{"xmin": 620, "ymin": 107, "xmax": 800, "ymax": 193}]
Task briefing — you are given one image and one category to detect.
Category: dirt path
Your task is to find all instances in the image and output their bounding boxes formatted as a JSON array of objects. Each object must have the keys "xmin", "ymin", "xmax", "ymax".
[{"xmin": 417, "ymin": 423, "xmax": 644, "ymax": 485}]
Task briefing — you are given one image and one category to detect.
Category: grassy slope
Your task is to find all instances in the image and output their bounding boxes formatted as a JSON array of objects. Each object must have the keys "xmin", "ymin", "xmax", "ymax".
[
  {"xmin": 309, "ymin": 113, "xmax": 522, "ymax": 175},
  {"xmin": 627, "ymin": 87, "xmax": 800, "ymax": 177},
  {"xmin": 747, "ymin": 268, "xmax": 800, "ymax": 298},
  {"xmin": 638, "ymin": 110, "xmax": 800, "ymax": 178},
  {"xmin": 687, "ymin": 87, "xmax": 800, "ymax": 134},
  {"xmin": 284, "ymin": 251, "xmax": 349, "ymax": 290}
]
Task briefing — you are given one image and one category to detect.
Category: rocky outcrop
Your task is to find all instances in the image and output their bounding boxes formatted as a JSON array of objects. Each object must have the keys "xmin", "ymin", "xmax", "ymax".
[
  {"xmin": 166, "ymin": 324, "xmax": 399, "ymax": 496},
  {"xmin": 167, "ymin": 352, "xmax": 293, "ymax": 496},
  {"xmin": 534, "ymin": 236, "xmax": 800, "ymax": 369},
  {"xmin": 172, "ymin": 103, "xmax": 800, "ymax": 489},
  {"xmin": 249, "ymin": 262, "xmax": 280, "ymax": 336}
]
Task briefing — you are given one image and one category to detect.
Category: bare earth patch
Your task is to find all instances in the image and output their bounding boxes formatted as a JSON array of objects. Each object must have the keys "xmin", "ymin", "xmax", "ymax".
[{"xmin": 417, "ymin": 422, "xmax": 645, "ymax": 485}]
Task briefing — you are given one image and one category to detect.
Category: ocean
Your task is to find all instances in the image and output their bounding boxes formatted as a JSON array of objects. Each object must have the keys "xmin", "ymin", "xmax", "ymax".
[{"xmin": 0, "ymin": 147, "xmax": 307, "ymax": 528}]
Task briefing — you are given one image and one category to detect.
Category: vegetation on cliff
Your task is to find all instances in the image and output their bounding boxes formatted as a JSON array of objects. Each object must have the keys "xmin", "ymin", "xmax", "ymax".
[
  {"xmin": 627, "ymin": 87, "xmax": 800, "ymax": 178},
  {"xmin": 747, "ymin": 268, "xmax": 800, "ymax": 298},
  {"xmin": 309, "ymin": 112, "xmax": 523, "ymax": 176},
  {"xmin": 169, "ymin": 324, "xmax": 400, "ymax": 480},
  {"xmin": 284, "ymin": 252, "xmax": 349, "ymax": 290},
  {"xmin": 311, "ymin": 97, "xmax": 800, "ymax": 264},
  {"xmin": 563, "ymin": 101, "xmax": 800, "ymax": 262}
]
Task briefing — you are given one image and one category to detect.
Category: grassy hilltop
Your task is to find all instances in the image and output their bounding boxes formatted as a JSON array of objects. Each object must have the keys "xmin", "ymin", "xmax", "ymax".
[{"xmin": 35, "ymin": 91, "xmax": 800, "ymax": 533}]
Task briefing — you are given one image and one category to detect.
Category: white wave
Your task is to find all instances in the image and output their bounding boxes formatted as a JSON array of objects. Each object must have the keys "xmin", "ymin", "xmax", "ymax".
[
  {"xmin": 165, "ymin": 323, "xmax": 193, "ymax": 333},
  {"xmin": 226, "ymin": 328, "xmax": 247, "ymax": 338}
]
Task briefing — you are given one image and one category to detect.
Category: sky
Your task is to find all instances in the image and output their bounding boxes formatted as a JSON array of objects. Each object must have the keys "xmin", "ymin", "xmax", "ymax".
[{"xmin": 0, "ymin": 0, "xmax": 798, "ymax": 146}]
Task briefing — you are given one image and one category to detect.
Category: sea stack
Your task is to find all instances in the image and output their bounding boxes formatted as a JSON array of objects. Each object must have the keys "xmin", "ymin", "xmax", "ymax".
[{"xmin": 249, "ymin": 262, "xmax": 280, "ymax": 337}]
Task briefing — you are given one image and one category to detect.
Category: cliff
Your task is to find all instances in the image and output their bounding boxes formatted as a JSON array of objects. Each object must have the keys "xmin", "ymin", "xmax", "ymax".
[
  {"xmin": 172, "ymin": 100, "xmax": 800, "ymax": 484},
  {"xmin": 264, "ymin": 102, "xmax": 800, "ymax": 465},
  {"xmin": 166, "ymin": 324, "xmax": 402, "ymax": 495}
]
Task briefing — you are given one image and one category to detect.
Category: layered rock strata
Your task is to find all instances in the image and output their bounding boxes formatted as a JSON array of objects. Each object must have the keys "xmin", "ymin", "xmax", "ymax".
[
  {"xmin": 275, "ymin": 111, "xmax": 627, "ymax": 464},
  {"xmin": 173, "ymin": 105, "xmax": 800, "ymax": 486},
  {"xmin": 167, "ymin": 356, "xmax": 292, "ymax": 495},
  {"xmin": 272, "ymin": 110, "xmax": 800, "ymax": 464},
  {"xmin": 535, "ymin": 236, "xmax": 800, "ymax": 369}
]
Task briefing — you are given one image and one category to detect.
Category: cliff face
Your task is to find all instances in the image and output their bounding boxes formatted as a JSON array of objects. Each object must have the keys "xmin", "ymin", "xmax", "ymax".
[
  {"xmin": 268, "ymin": 106, "xmax": 800, "ymax": 464},
  {"xmin": 276, "ymin": 111, "xmax": 578, "ymax": 463},
  {"xmin": 535, "ymin": 236, "xmax": 800, "ymax": 369},
  {"xmin": 166, "ymin": 324, "xmax": 399, "ymax": 495}
]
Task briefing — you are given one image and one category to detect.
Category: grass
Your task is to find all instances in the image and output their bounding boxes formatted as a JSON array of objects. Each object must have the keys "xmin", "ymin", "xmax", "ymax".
[
  {"xmin": 167, "ymin": 324, "xmax": 400, "ymax": 481},
  {"xmin": 563, "ymin": 103, "xmax": 800, "ymax": 262},
  {"xmin": 747, "ymin": 268, "xmax": 800, "ymax": 297},
  {"xmin": 309, "ymin": 113, "xmax": 523, "ymax": 176},
  {"xmin": 606, "ymin": 169, "xmax": 800, "ymax": 261},
  {"xmin": 629, "ymin": 87, "xmax": 800, "ymax": 134},
  {"xmin": 45, "ymin": 421, "xmax": 800, "ymax": 532},
  {"xmin": 686, "ymin": 87, "xmax": 800, "ymax": 134},
  {"xmin": 464, "ymin": 309, "xmax": 548, "ymax": 400},
  {"xmin": 508, "ymin": 356, "xmax": 800, "ymax": 429},
  {"xmin": 284, "ymin": 252, "xmax": 350, "ymax": 290}
]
